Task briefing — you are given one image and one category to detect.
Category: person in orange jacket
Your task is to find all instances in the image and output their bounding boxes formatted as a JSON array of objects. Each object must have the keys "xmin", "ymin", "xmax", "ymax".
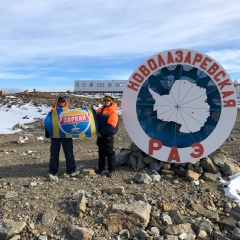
[
  {"xmin": 95, "ymin": 95, "xmax": 119, "ymax": 177},
  {"xmin": 45, "ymin": 96, "xmax": 76, "ymax": 176}
]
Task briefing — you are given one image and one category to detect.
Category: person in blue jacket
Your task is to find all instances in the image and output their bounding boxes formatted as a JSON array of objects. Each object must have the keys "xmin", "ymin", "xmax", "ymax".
[{"xmin": 95, "ymin": 95, "xmax": 119, "ymax": 177}]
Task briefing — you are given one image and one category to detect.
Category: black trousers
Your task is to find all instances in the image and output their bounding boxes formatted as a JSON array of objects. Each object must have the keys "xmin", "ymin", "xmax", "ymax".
[
  {"xmin": 97, "ymin": 135, "xmax": 116, "ymax": 172},
  {"xmin": 49, "ymin": 138, "xmax": 76, "ymax": 175}
]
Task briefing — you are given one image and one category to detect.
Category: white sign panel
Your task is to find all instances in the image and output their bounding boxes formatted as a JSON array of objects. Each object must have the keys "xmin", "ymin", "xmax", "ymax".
[{"xmin": 122, "ymin": 49, "xmax": 237, "ymax": 163}]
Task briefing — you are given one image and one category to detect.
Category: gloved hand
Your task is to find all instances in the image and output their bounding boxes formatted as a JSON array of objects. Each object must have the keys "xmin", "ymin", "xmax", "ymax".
[
  {"xmin": 91, "ymin": 105, "xmax": 96, "ymax": 113},
  {"xmin": 45, "ymin": 130, "xmax": 50, "ymax": 138}
]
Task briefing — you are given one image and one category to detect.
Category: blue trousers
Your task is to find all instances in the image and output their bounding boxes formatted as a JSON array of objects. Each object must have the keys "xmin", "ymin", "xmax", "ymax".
[
  {"xmin": 97, "ymin": 135, "xmax": 116, "ymax": 172},
  {"xmin": 49, "ymin": 138, "xmax": 76, "ymax": 175}
]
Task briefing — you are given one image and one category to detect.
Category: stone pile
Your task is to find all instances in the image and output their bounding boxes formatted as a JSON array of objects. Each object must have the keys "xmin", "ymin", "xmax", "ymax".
[{"xmin": 116, "ymin": 143, "xmax": 240, "ymax": 181}]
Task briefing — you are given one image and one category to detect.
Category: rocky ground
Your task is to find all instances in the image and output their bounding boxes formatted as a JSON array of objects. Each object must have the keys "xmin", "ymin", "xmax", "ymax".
[{"xmin": 0, "ymin": 92, "xmax": 240, "ymax": 240}]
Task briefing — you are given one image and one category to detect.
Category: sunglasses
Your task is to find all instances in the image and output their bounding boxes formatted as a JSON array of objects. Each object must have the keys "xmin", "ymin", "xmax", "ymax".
[{"xmin": 58, "ymin": 100, "xmax": 65, "ymax": 103}]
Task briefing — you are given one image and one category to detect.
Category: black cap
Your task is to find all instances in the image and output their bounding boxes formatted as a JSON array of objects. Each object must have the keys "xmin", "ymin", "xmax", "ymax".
[
  {"xmin": 103, "ymin": 95, "xmax": 115, "ymax": 100},
  {"xmin": 58, "ymin": 96, "xmax": 65, "ymax": 102}
]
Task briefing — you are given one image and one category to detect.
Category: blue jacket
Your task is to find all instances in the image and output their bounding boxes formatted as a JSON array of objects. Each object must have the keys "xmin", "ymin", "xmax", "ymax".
[{"xmin": 96, "ymin": 102, "xmax": 119, "ymax": 137}]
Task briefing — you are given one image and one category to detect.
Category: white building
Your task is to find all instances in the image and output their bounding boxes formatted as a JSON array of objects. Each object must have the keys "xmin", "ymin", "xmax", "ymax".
[
  {"xmin": 74, "ymin": 80, "xmax": 128, "ymax": 94},
  {"xmin": 234, "ymin": 79, "xmax": 240, "ymax": 98}
]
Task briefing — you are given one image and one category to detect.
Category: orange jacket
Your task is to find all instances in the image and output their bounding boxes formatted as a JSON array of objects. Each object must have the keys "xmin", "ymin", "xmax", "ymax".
[
  {"xmin": 53, "ymin": 101, "xmax": 69, "ymax": 109},
  {"xmin": 50, "ymin": 101, "xmax": 69, "ymax": 111},
  {"xmin": 96, "ymin": 102, "xmax": 119, "ymax": 137}
]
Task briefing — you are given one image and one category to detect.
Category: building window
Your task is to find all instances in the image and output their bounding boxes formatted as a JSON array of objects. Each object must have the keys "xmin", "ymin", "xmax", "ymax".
[
  {"xmin": 108, "ymin": 83, "xmax": 112, "ymax": 87},
  {"xmin": 82, "ymin": 83, "xmax": 86, "ymax": 87},
  {"xmin": 90, "ymin": 83, "xmax": 93, "ymax": 87},
  {"xmin": 115, "ymin": 83, "xmax": 123, "ymax": 87},
  {"xmin": 75, "ymin": 83, "xmax": 79, "ymax": 87},
  {"xmin": 97, "ymin": 83, "xmax": 104, "ymax": 87}
]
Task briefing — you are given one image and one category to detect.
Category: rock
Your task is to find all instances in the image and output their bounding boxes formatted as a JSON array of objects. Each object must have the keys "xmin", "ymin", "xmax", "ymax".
[
  {"xmin": 209, "ymin": 153, "xmax": 227, "ymax": 167},
  {"xmin": 171, "ymin": 166, "xmax": 187, "ymax": 176},
  {"xmin": 218, "ymin": 217, "xmax": 238, "ymax": 229},
  {"xmin": 102, "ymin": 200, "xmax": 151, "ymax": 233},
  {"xmin": 200, "ymin": 157, "xmax": 220, "ymax": 173},
  {"xmin": 135, "ymin": 153, "xmax": 146, "ymax": 169},
  {"xmin": 178, "ymin": 233, "xmax": 190, "ymax": 240},
  {"xmin": 119, "ymin": 229, "xmax": 130, "ymax": 238},
  {"xmin": 16, "ymin": 136, "xmax": 28, "ymax": 144},
  {"xmin": 149, "ymin": 226, "xmax": 159, "ymax": 236},
  {"xmin": 160, "ymin": 213, "xmax": 172, "ymax": 226},
  {"xmin": 150, "ymin": 173, "xmax": 161, "ymax": 182},
  {"xmin": 12, "ymin": 124, "xmax": 25, "ymax": 131},
  {"xmin": 221, "ymin": 161, "xmax": 240, "ymax": 175},
  {"xmin": 149, "ymin": 161, "xmax": 161, "ymax": 172},
  {"xmin": 191, "ymin": 204, "xmax": 220, "ymax": 222},
  {"xmin": 133, "ymin": 194, "xmax": 148, "ymax": 203},
  {"xmin": 168, "ymin": 209, "xmax": 183, "ymax": 225},
  {"xmin": 5, "ymin": 191, "xmax": 18, "ymax": 199},
  {"xmin": 186, "ymin": 170, "xmax": 200, "ymax": 181},
  {"xmin": 134, "ymin": 173, "xmax": 152, "ymax": 184},
  {"xmin": 102, "ymin": 186, "xmax": 125, "ymax": 195},
  {"xmin": 232, "ymin": 228, "xmax": 240, "ymax": 239},
  {"xmin": 0, "ymin": 219, "xmax": 26, "ymax": 239},
  {"xmin": 76, "ymin": 192, "xmax": 87, "ymax": 214},
  {"xmin": 197, "ymin": 230, "xmax": 208, "ymax": 239},
  {"xmin": 143, "ymin": 156, "xmax": 155, "ymax": 164},
  {"xmin": 81, "ymin": 169, "xmax": 95, "ymax": 176},
  {"xmin": 129, "ymin": 155, "xmax": 137, "ymax": 170},
  {"xmin": 193, "ymin": 219, "xmax": 213, "ymax": 234},
  {"xmin": 213, "ymin": 231, "xmax": 231, "ymax": 240},
  {"xmin": 165, "ymin": 223, "xmax": 193, "ymax": 235},
  {"xmin": 41, "ymin": 210, "xmax": 58, "ymax": 226},
  {"xmin": 38, "ymin": 235, "xmax": 48, "ymax": 240},
  {"xmin": 67, "ymin": 225, "xmax": 94, "ymax": 240},
  {"xmin": 162, "ymin": 203, "xmax": 177, "ymax": 211},
  {"xmin": 115, "ymin": 149, "xmax": 132, "ymax": 165},
  {"xmin": 160, "ymin": 169, "xmax": 175, "ymax": 175},
  {"xmin": 203, "ymin": 172, "xmax": 218, "ymax": 182}
]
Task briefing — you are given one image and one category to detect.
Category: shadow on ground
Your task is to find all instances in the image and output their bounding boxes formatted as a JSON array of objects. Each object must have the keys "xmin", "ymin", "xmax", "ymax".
[{"xmin": 0, "ymin": 158, "xmax": 98, "ymax": 178}]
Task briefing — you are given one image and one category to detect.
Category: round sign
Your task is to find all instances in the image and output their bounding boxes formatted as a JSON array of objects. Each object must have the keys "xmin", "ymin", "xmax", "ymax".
[{"xmin": 122, "ymin": 49, "xmax": 237, "ymax": 163}]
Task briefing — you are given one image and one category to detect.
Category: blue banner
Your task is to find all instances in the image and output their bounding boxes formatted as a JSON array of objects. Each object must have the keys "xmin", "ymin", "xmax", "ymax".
[{"xmin": 44, "ymin": 107, "xmax": 97, "ymax": 138}]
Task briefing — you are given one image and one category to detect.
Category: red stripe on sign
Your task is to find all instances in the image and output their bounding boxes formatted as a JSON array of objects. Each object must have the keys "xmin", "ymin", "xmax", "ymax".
[{"xmin": 60, "ymin": 114, "xmax": 89, "ymax": 124}]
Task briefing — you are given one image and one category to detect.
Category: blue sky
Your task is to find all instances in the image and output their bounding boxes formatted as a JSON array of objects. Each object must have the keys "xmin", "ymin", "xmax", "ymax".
[{"xmin": 1, "ymin": 0, "xmax": 240, "ymax": 93}]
